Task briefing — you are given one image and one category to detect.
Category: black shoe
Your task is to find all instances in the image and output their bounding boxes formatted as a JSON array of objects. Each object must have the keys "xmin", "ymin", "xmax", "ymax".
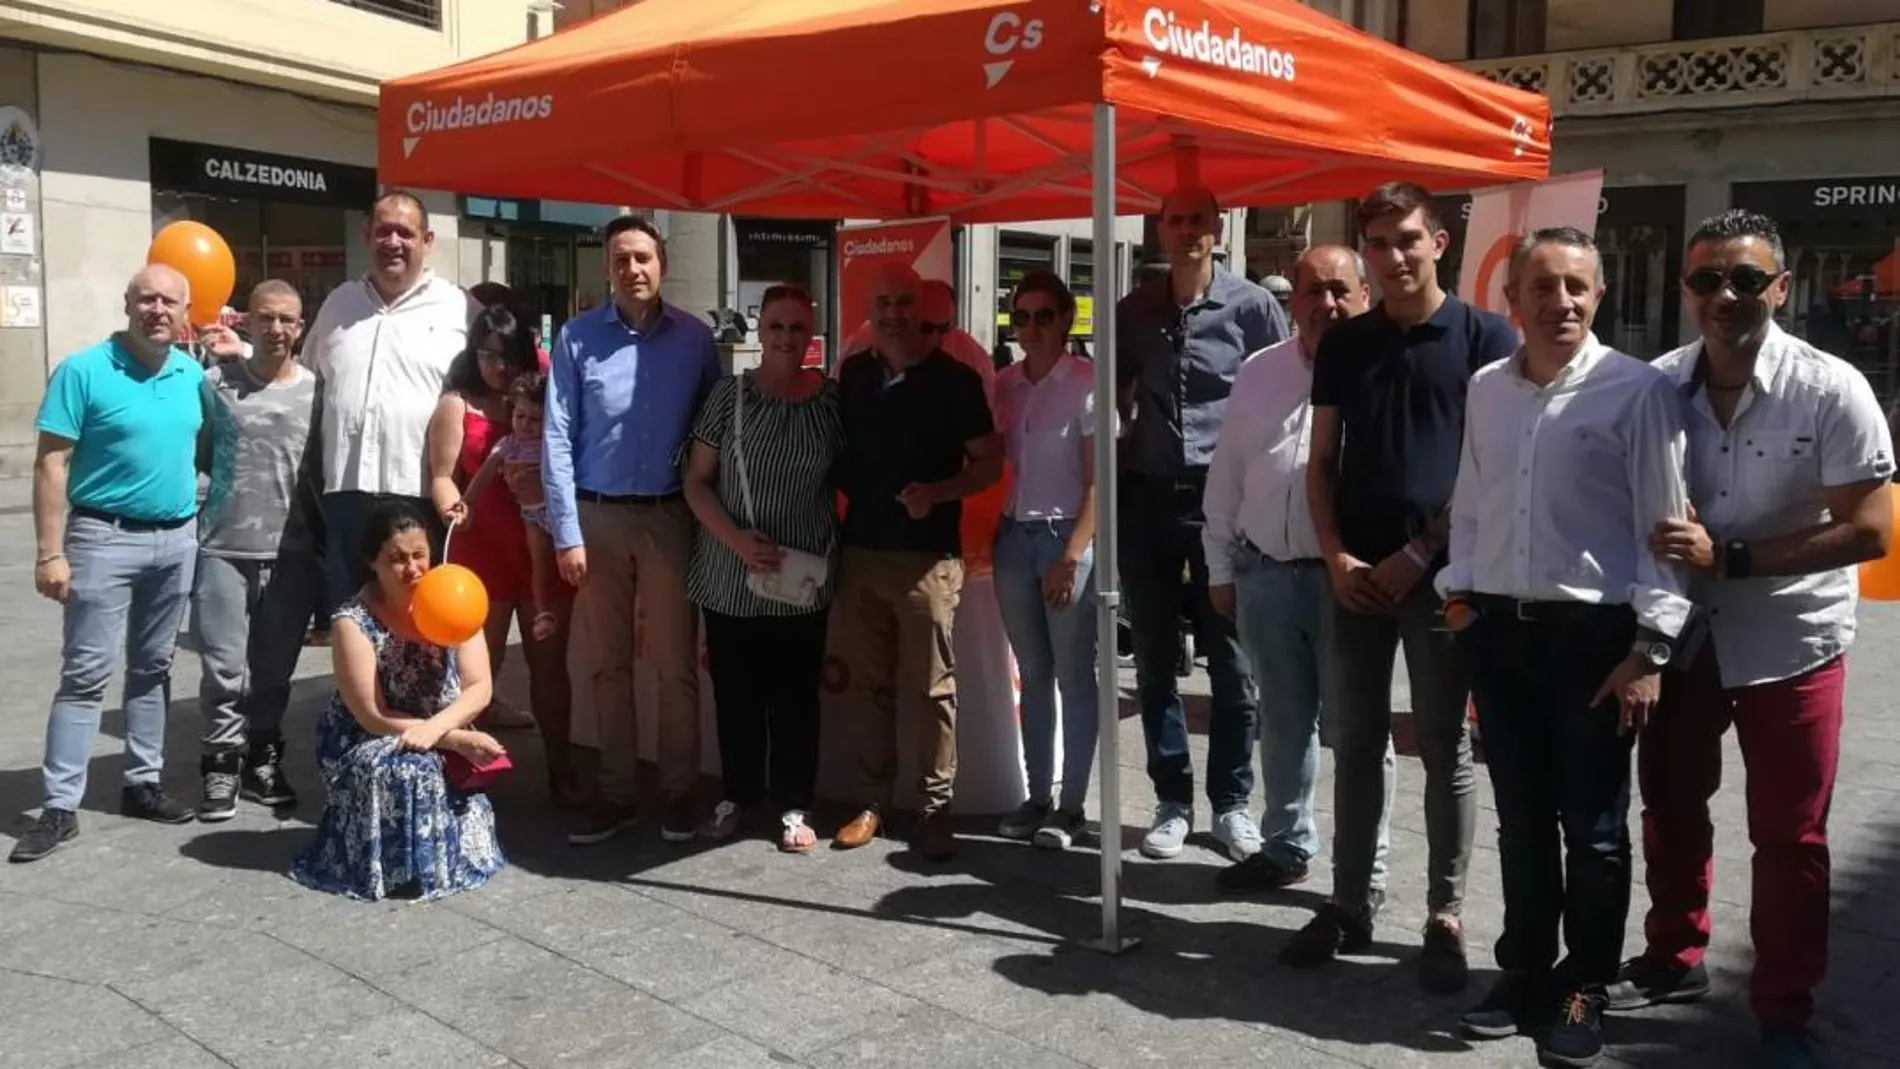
[
  {"xmin": 241, "ymin": 742, "xmax": 299, "ymax": 808},
  {"xmin": 1460, "ymin": 970, "xmax": 1544, "ymax": 1040},
  {"xmin": 1419, "ymin": 916, "xmax": 1471, "ymax": 994},
  {"xmin": 8, "ymin": 808, "xmax": 78, "ymax": 863},
  {"xmin": 1215, "ymin": 853, "xmax": 1310, "ymax": 895},
  {"xmin": 567, "ymin": 801, "xmax": 638, "ymax": 846},
  {"xmin": 1541, "ymin": 988, "xmax": 1608, "ymax": 1067},
  {"xmin": 1603, "ymin": 956, "xmax": 1710, "ymax": 1011},
  {"xmin": 660, "ymin": 796, "xmax": 698, "ymax": 844},
  {"xmin": 198, "ymin": 754, "xmax": 240, "ymax": 823},
  {"xmin": 1762, "ymin": 1027, "xmax": 1832, "ymax": 1069},
  {"xmin": 1280, "ymin": 897, "xmax": 1379, "ymax": 968},
  {"xmin": 121, "ymin": 784, "xmax": 195, "ymax": 824}
]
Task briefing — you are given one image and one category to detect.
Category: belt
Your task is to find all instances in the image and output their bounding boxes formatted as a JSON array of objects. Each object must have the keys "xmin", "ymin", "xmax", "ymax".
[
  {"xmin": 1469, "ymin": 593, "xmax": 1632, "ymax": 625},
  {"xmin": 72, "ymin": 506, "xmax": 193, "ymax": 532},
  {"xmin": 576, "ymin": 489, "xmax": 682, "ymax": 506},
  {"xmin": 1242, "ymin": 539, "xmax": 1322, "ymax": 568}
]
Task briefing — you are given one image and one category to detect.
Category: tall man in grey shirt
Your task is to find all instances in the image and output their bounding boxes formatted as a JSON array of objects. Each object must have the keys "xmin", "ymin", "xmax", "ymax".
[
  {"xmin": 193, "ymin": 281, "xmax": 323, "ymax": 821},
  {"xmin": 1116, "ymin": 185, "xmax": 1289, "ymax": 861}
]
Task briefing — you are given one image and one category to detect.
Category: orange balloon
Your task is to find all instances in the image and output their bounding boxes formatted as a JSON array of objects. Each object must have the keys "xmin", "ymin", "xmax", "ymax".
[
  {"xmin": 147, "ymin": 221, "xmax": 236, "ymax": 327},
  {"xmin": 1858, "ymin": 492, "xmax": 1900, "ymax": 601},
  {"xmin": 411, "ymin": 564, "xmax": 490, "ymax": 646}
]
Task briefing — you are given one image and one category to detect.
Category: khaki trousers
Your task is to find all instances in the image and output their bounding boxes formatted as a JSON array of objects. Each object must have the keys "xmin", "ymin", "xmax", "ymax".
[
  {"xmin": 576, "ymin": 498, "xmax": 700, "ymax": 803},
  {"xmin": 833, "ymin": 547, "xmax": 963, "ymax": 815}
]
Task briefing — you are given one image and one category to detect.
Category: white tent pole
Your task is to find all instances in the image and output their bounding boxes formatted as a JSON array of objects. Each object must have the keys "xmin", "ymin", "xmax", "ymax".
[{"xmin": 1086, "ymin": 99, "xmax": 1136, "ymax": 956}]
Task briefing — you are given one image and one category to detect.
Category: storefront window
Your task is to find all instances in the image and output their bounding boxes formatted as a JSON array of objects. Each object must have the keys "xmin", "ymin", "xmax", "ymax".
[
  {"xmin": 1430, "ymin": 185, "xmax": 1684, "ymax": 358},
  {"xmin": 996, "ymin": 231, "xmax": 1056, "ymax": 336},
  {"xmin": 149, "ymin": 139, "xmax": 376, "ymax": 322},
  {"xmin": 733, "ymin": 217, "xmax": 834, "ymax": 349},
  {"xmin": 1068, "ymin": 238, "xmax": 1095, "ymax": 336},
  {"xmin": 1735, "ymin": 178, "xmax": 1900, "ymax": 402}
]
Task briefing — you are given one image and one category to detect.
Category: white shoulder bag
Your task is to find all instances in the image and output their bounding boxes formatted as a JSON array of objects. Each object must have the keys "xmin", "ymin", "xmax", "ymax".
[{"xmin": 731, "ymin": 375, "xmax": 829, "ymax": 609}]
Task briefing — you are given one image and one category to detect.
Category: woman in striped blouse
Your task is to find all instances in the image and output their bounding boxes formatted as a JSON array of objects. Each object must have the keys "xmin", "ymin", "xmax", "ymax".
[{"xmin": 682, "ymin": 284, "xmax": 845, "ymax": 853}]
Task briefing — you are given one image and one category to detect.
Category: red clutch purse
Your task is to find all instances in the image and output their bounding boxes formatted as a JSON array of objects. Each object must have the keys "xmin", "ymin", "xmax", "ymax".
[{"xmin": 442, "ymin": 750, "xmax": 513, "ymax": 792}]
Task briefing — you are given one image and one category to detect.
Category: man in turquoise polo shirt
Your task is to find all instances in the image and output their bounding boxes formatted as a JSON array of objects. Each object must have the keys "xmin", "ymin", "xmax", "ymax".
[{"xmin": 10, "ymin": 264, "xmax": 208, "ymax": 863}]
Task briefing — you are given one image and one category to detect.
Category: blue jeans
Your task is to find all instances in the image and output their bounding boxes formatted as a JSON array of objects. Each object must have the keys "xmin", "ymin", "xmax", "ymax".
[
  {"xmin": 43, "ymin": 513, "xmax": 197, "ymax": 811},
  {"xmin": 993, "ymin": 517, "xmax": 1100, "ymax": 812},
  {"xmin": 1119, "ymin": 474, "xmax": 1257, "ymax": 811},
  {"xmin": 1232, "ymin": 549, "xmax": 1394, "ymax": 876}
]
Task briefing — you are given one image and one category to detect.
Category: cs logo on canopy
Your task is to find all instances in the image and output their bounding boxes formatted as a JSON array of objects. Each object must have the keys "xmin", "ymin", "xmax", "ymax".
[{"xmin": 984, "ymin": 10, "xmax": 1045, "ymax": 89}]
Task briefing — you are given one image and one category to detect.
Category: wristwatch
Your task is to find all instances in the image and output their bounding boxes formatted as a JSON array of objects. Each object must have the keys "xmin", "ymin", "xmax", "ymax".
[{"xmin": 1634, "ymin": 631, "xmax": 1673, "ymax": 668}]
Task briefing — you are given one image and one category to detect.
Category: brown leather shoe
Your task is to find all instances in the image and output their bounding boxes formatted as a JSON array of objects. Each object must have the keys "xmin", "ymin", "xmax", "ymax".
[
  {"xmin": 911, "ymin": 810, "xmax": 957, "ymax": 861},
  {"xmin": 832, "ymin": 808, "xmax": 880, "ymax": 849}
]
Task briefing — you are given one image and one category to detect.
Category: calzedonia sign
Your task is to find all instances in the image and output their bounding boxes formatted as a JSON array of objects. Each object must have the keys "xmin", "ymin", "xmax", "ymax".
[{"xmin": 149, "ymin": 138, "xmax": 378, "ymax": 209}]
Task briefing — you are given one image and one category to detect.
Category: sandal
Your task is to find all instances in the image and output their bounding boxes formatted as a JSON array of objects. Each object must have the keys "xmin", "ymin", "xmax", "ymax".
[{"xmin": 779, "ymin": 810, "xmax": 817, "ymax": 854}]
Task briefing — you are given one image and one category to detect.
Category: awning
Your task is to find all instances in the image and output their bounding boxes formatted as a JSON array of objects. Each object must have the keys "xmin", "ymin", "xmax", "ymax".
[{"xmin": 377, "ymin": 0, "xmax": 1550, "ymax": 221}]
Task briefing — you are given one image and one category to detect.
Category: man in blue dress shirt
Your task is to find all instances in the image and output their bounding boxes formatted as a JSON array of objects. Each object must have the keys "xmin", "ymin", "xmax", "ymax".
[
  {"xmin": 12, "ymin": 265, "xmax": 207, "ymax": 863},
  {"xmin": 544, "ymin": 214, "xmax": 721, "ymax": 847}
]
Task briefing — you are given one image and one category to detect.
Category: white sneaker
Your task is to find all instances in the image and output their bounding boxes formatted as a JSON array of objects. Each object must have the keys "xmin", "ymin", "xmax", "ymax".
[
  {"xmin": 1139, "ymin": 802, "xmax": 1193, "ymax": 859},
  {"xmin": 1212, "ymin": 807, "xmax": 1263, "ymax": 862}
]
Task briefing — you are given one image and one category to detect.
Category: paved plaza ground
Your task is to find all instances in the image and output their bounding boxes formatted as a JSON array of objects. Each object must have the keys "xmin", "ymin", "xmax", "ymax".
[{"xmin": 0, "ymin": 477, "xmax": 1896, "ymax": 1069}]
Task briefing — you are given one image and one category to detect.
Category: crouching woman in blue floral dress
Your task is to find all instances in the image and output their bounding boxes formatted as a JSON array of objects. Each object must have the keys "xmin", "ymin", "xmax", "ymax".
[{"xmin": 291, "ymin": 501, "xmax": 508, "ymax": 901}]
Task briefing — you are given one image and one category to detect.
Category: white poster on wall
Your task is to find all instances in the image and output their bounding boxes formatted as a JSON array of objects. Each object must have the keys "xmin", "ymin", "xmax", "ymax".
[
  {"xmin": 1, "ymin": 286, "xmax": 41, "ymax": 328},
  {"xmin": 1, "ymin": 212, "xmax": 34, "ymax": 255}
]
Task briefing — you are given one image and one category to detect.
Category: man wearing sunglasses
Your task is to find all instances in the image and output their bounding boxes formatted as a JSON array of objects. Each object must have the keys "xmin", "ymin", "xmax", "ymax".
[
  {"xmin": 1116, "ymin": 184, "xmax": 1289, "ymax": 863},
  {"xmin": 840, "ymin": 279, "xmax": 996, "ymax": 415},
  {"xmin": 1617, "ymin": 210, "xmax": 1894, "ymax": 1069}
]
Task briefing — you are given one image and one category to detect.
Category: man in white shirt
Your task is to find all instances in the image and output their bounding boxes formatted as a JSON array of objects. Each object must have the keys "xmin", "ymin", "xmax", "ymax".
[
  {"xmin": 302, "ymin": 191, "xmax": 478, "ymax": 610},
  {"xmin": 1610, "ymin": 210, "xmax": 1894, "ymax": 1069},
  {"xmin": 1437, "ymin": 227, "xmax": 1692, "ymax": 1067},
  {"xmin": 1203, "ymin": 245, "xmax": 1382, "ymax": 894}
]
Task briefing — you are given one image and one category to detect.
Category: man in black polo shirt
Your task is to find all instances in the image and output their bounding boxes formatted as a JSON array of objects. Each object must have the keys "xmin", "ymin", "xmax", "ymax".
[
  {"xmin": 831, "ymin": 263, "xmax": 1002, "ymax": 861},
  {"xmin": 1117, "ymin": 185, "xmax": 1289, "ymax": 863},
  {"xmin": 1294, "ymin": 181, "xmax": 1519, "ymax": 990}
]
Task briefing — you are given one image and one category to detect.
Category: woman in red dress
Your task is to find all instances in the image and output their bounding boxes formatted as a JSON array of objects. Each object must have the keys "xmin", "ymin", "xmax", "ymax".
[{"xmin": 426, "ymin": 304, "xmax": 581, "ymax": 806}]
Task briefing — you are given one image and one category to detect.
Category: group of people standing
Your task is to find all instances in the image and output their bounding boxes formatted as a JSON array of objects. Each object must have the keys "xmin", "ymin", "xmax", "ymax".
[
  {"xmin": 1155, "ymin": 182, "xmax": 1886, "ymax": 1069},
  {"xmin": 9, "ymin": 178, "xmax": 1886, "ymax": 1069}
]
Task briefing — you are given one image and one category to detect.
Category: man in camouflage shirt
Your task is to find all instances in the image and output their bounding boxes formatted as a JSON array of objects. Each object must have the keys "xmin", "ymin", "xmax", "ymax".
[{"xmin": 193, "ymin": 280, "xmax": 323, "ymax": 820}]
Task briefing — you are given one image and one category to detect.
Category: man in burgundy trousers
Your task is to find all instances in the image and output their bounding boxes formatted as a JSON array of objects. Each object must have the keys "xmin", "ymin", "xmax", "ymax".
[{"xmin": 1615, "ymin": 209, "xmax": 1894, "ymax": 1069}]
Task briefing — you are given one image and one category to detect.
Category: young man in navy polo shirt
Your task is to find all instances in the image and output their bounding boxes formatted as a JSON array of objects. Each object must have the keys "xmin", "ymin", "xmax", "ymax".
[
  {"xmin": 12, "ymin": 265, "xmax": 208, "ymax": 862},
  {"xmin": 1296, "ymin": 182, "xmax": 1520, "ymax": 989}
]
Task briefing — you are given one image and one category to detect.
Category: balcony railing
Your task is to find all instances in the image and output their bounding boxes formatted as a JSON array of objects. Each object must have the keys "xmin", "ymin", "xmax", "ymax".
[
  {"xmin": 1462, "ymin": 22, "xmax": 1900, "ymax": 118},
  {"xmin": 329, "ymin": 0, "xmax": 442, "ymax": 31}
]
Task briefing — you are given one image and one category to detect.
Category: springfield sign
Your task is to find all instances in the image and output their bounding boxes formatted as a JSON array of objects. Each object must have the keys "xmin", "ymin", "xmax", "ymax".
[{"xmin": 1142, "ymin": 7, "xmax": 1297, "ymax": 82}]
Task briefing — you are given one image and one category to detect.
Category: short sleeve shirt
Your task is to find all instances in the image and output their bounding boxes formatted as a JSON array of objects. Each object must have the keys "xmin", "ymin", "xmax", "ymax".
[
  {"xmin": 36, "ymin": 337, "xmax": 206, "ymax": 523},
  {"xmin": 838, "ymin": 350, "xmax": 995, "ymax": 556},
  {"xmin": 200, "ymin": 359, "xmax": 322, "ymax": 559},
  {"xmin": 995, "ymin": 354, "xmax": 1097, "ymax": 520},
  {"xmin": 685, "ymin": 374, "xmax": 845, "ymax": 617},
  {"xmin": 1311, "ymin": 295, "xmax": 1519, "ymax": 562}
]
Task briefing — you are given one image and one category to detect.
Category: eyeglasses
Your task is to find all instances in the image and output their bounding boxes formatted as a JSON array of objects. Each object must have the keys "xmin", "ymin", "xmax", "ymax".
[
  {"xmin": 921, "ymin": 321, "xmax": 952, "ymax": 335},
  {"xmin": 1010, "ymin": 308, "xmax": 1059, "ymax": 328},
  {"xmin": 759, "ymin": 283, "xmax": 813, "ymax": 307},
  {"xmin": 1684, "ymin": 264, "xmax": 1781, "ymax": 298}
]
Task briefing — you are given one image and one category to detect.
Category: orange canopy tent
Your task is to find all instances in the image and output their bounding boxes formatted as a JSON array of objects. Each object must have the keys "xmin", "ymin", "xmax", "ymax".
[
  {"xmin": 378, "ymin": 0, "xmax": 1548, "ymax": 221},
  {"xmin": 379, "ymin": 0, "xmax": 1549, "ymax": 953}
]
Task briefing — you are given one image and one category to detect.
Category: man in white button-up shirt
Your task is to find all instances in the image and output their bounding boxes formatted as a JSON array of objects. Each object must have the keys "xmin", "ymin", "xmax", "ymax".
[
  {"xmin": 1609, "ymin": 210, "xmax": 1894, "ymax": 1069},
  {"xmin": 1203, "ymin": 245, "xmax": 1392, "ymax": 896},
  {"xmin": 1437, "ymin": 228, "xmax": 1692, "ymax": 1066},
  {"xmin": 302, "ymin": 192, "xmax": 478, "ymax": 614}
]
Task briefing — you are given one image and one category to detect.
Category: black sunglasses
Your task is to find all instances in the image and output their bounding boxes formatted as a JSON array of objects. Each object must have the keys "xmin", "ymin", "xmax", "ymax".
[
  {"xmin": 1684, "ymin": 264, "xmax": 1780, "ymax": 299},
  {"xmin": 920, "ymin": 320, "xmax": 952, "ymax": 335},
  {"xmin": 1010, "ymin": 308, "xmax": 1059, "ymax": 328}
]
